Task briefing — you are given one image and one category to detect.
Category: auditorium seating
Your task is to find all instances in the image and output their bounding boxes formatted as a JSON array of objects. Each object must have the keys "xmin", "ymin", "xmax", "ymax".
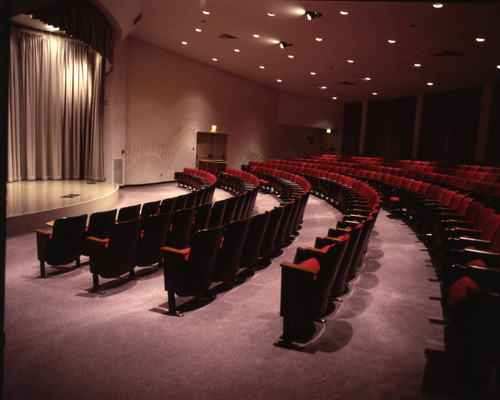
[
  {"xmin": 117, "ymin": 204, "xmax": 141, "ymax": 222},
  {"xmin": 35, "ymin": 214, "xmax": 88, "ymax": 278},
  {"xmin": 81, "ymin": 209, "xmax": 117, "ymax": 256},
  {"xmin": 140, "ymin": 200, "xmax": 160, "ymax": 218},
  {"xmin": 240, "ymin": 212, "xmax": 270, "ymax": 269},
  {"xmin": 212, "ymin": 217, "xmax": 252, "ymax": 281},
  {"xmin": 162, "ymin": 225, "xmax": 225, "ymax": 316},
  {"xmin": 136, "ymin": 213, "xmax": 171, "ymax": 268},
  {"xmin": 87, "ymin": 219, "xmax": 141, "ymax": 293},
  {"xmin": 275, "ymin": 236, "xmax": 349, "ymax": 349}
]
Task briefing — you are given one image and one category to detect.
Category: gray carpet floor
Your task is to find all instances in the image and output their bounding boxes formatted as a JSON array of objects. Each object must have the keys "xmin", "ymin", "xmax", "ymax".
[{"xmin": 4, "ymin": 183, "xmax": 458, "ymax": 399}]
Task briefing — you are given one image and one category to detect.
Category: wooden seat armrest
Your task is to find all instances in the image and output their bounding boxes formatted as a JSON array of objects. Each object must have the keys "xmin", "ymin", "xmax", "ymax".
[
  {"xmin": 161, "ymin": 246, "xmax": 189, "ymax": 256},
  {"xmin": 448, "ymin": 228, "xmax": 482, "ymax": 238},
  {"xmin": 457, "ymin": 237, "xmax": 491, "ymax": 247},
  {"xmin": 324, "ymin": 236, "xmax": 343, "ymax": 242},
  {"xmin": 280, "ymin": 261, "xmax": 318, "ymax": 275},
  {"xmin": 87, "ymin": 236, "xmax": 108, "ymax": 244},
  {"xmin": 35, "ymin": 229, "xmax": 51, "ymax": 236}
]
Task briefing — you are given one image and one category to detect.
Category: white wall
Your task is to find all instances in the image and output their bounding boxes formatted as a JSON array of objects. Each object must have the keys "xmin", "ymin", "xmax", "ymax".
[
  {"xmin": 104, "ymin": 37, "xmax": 344, "ymax": 185},
  {"xmin": 103, "ymin": 37, "xmax": 128, "ymax": 182}
]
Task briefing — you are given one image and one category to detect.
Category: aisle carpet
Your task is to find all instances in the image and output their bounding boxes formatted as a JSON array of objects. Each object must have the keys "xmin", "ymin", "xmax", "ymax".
[{"xmin": 4, "ymin": 183, "xmax": 455, "ymax": 399}]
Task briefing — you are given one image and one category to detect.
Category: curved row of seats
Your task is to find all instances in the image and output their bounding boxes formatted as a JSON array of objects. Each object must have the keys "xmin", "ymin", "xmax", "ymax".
[
  {"xmin": 251, "ymin": 162, "xmax": 383, "ymax": 349},
  {"xmin": 161, "ymin": 168, "xmax": 312, "ymax": 315},
  {"xmin": 262, "ymin": 155, "xmax": 499, "ymax": 360}
]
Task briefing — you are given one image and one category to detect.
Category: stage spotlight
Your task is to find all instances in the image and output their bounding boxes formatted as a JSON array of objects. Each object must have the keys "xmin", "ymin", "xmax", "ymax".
[
  {"xmin": 306, "ymin": 11, "xmax": 322, "ymax": 20},
  {"xmin": 279, "ymin": 41, "xmax": 293, "ymax": 49}
]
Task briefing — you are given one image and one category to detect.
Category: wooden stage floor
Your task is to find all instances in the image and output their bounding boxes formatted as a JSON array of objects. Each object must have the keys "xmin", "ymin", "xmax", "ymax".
[{"xmin": 6, "ymin": 180, "xmax": 119, "ymax": 236}]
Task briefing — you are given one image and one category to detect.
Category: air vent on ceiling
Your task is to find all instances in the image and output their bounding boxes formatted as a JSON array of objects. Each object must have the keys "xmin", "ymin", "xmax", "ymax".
[
  {"xmin": 434, "ymin": 50, "xmax": 463, "ymax": 57},
  {"xmin": 339, "ymin": 81, "xmax": 355, "ymax": 85},
  {"xmin": 219, "ymin": 33, "xmax": 239, "ymax": 39}
]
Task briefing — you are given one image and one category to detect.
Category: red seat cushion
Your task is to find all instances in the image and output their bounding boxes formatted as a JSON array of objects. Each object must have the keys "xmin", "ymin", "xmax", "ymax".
[
  {"xmin": 299, "ymin": 258, "xmax": 321, "ymax": 273},
  {"xmin": 448, "ymin": 276, "xmax": 479, "ymax": 307},
  {"xmin": 466, "ymin": 259, "xmax": 486, "ymax": 267},
  {"xmin": 389, "ymin": 196, "xmax": 400, "ymax": 202}
]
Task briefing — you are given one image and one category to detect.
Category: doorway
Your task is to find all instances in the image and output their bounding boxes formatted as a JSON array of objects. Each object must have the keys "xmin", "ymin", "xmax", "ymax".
[{"xmin": 196, "ymin": 132, "xmax": 228, "ymax": 167}]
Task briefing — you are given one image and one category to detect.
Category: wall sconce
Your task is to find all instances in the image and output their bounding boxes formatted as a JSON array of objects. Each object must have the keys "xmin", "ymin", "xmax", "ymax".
[{"xmin": 211, "ymin": 125, "xmax": 218, "ymax": 133}]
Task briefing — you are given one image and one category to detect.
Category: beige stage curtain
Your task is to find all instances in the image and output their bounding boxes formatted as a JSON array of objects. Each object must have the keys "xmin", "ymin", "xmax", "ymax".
[{"xmin": 8, "ymin": 26, "xmax": 104, "ymax": 182}]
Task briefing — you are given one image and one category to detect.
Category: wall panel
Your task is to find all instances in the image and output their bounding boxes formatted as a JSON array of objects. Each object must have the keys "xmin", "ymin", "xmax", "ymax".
[{"xmin": 341, "ymin": 102, "xmax": 362, "ymax": 155}]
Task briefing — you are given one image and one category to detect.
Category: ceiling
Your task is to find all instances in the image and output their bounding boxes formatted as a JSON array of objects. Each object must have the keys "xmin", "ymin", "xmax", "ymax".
[{"xmin": 13, "ymin": 0, "xmax": 500, "ymax": 103}]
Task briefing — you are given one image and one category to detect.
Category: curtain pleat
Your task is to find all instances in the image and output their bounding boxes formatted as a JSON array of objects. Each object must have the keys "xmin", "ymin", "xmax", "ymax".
[{"xmin": 8, "ymin": 26, "xmax": 104, "ymax": 182}]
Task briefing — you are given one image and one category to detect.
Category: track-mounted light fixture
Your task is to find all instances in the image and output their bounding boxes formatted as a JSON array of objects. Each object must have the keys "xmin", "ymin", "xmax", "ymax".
[
  {"xmin": 279, "ymin": 41, "xmax": 293, "ymax": 49},
  {"xmin": 306, "ymin": 11, "xmax": 322, "ymax": 20}
]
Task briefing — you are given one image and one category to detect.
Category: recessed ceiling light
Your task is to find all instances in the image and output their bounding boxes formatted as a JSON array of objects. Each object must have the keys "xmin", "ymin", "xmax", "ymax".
[
  {"xmin": 306, "ymin": 11, "xmax": 322, "ymax": 21},
  {"xmin": 413, "ymin": 63, "xmax": 422, "ymax": 67},
  {"xmin": 277, "ymin": 79, "xmax": 282, "ymax": 83},
  {"xmin": 388, "ymin": 39, "xmax": 396, "ymax": 44},
  {"xmin": 320, "ymin": 86, "xmax": 327, "ymax": 90},
  {"xmin": 427, "ymin": 82, "xmax": 434, "ymax": 86},
  {"xmin": 202, "ymin": 11, "xmax": 210, "ymax": 15},
  {"xmin": 363, "ymin": 77, "xmax": 371, "ymax": 81},
  {"xmin": 181, "ymin": 41, "xmax": 188, "ymax": 45},
  {"xmin": 267, "ymin": 12, "xmax": 275, "ymax": 17},
  {"xmin": 195, "ymin": 28, "xmax": 202, "ymax": 33},
  {"xmin": 476, "ymin": 37, "xmax": 485, "ymax": 43},
  {"xmin": 347, "ymin": 59, "xmax": 354, "ymax": 63},
  {"xmin": 234, "ymin": 49, "xmax": 240, "ymax": 53},
  {"xmin": 212, "ymin": 58, "xmax": 218, "ymax": 62},
  {"xmin": 372, "ymin": 92, "xmax": 378, "ymax": 96},
  {"xmin": 253, "ymin": 34, "xmax": 260, "ymax": 38},
  {"xmin": 497, "ymin": 65, "xmax": 500, "ymax": 70},
  {"xmin": 332, "ymin": 96, "xmax": 338, "ymax": 100},
  {"xmin": 433, "ymin": 3, "xmax": 443, "ymax": 9},
  {"xmin": 315, "ymin": 37, "xmax": 323, "ymax": 42},
  {"xmin": 310, "ymin": 72, "xmax": 317, "ymax": 75},
  {"xmin": 259, "ymin": 65, "xmax": 265, "ymax": 69},
  {"xmin": 340, "ymin": 11, "xmax": 349, "ymax": 16},
  {"xmin": 288, "ymin": 55, "xmax": 294, "ymax": 59}
]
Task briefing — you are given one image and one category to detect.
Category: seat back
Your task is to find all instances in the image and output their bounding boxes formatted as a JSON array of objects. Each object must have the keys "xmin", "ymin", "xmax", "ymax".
[
  {"xmin": 260, "ymin": 206, "xmax": 285, "ymax": 257},
  {"xmin": 213, "ymin": 217, "xmax": 252, "ymax": 281},
  {"xmin": 173, "ymin": 194, "xmax": 188, "ymax": 211},
  {"xmin": 141, "ymin": 200, "xmax": 160, "ymax": 218},
  {"xmin": 208, "ymin": 199, "xmax": 226, "ymax": 228},
  {"xmin": 136, "ymin": 213, "xmax": 171, "ymax": 267},
  {"xmin": 185, "ymin": 191, "xmax": 198, "ymax": 209},
  {"xmin": 191, "ymin": 203, "xmax": 212, "ymax": 238},
  {"xmin": 448, "ymin": 193, "xmax": 465, "ymax": 212},
  {"xmin": 165, "ymin": 207, "xmax": 195, "ymax": 249},
  {"xmin": 463, "ymin": 201, "xmax": 485, "ymax": 225},
  {"xmin": 90, "ymin": 219, "xmax": 141, "ymax": 277},
  {"xmin": 479, "ymin": 214, "xmax": 500, "ymax": 241},
  {"xmin": 159, "ymin": 198, "xmax": 175, "ymax": 214},
  {"xmin": 117, "ymin": 204, "xmax": 141, "ymax": 222},
  {"xmin": 474, "ymin": 208, "xmax": 495, "ymax": 231},
  {"xmin": 179, "ymin": 226, "xmax": 225, "ymax": 296},
  {"xmin": 222, "ymin": 196, "xmax": 238, "ymax": 224},
  {"xmin": 274, "ymin": 202, "xmax": 294, "ymax": 249},
  {"xmin": 455, "ymin": 196, "xmax": 473, "ymax": 217},
  {"xmin": 82, "ymin": 209, "xmax": 117, "ymax": 256},
  {"xmin": 282, "ymin": 235, "xmax": 349, "ymax": 321},
  {"xmin": 327, "ymin": 222, "xmax": 363, "ymax": 298},
  {"xmin": 47, "ymin": 214, "xmax": 88, "ymax": 264},
  {"xmin": 240, "ymin": 212, "xmax": 270, "ymax": 268}
]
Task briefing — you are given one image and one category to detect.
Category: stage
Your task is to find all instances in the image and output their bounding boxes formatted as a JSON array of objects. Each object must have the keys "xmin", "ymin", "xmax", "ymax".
[{"xmin": 6, "ymin": 180, "xmax": 119, "ymax": 236}]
